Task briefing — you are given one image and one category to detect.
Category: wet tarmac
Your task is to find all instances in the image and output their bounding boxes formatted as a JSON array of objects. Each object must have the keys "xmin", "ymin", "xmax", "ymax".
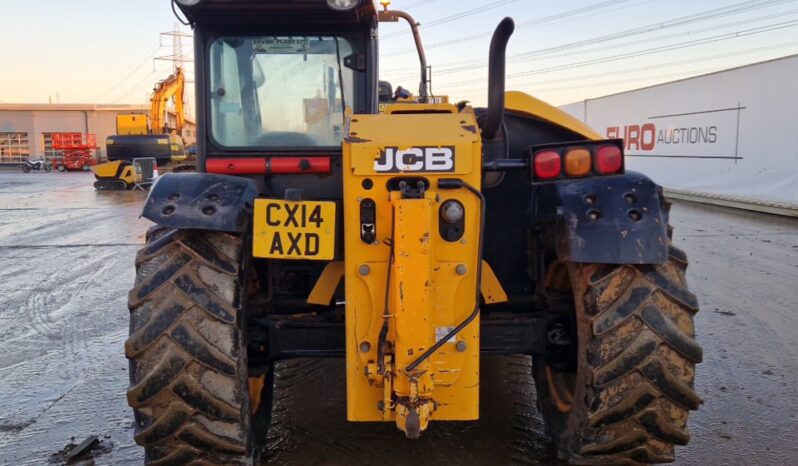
[{"xmin": 0, "ymin": 171, "xmax": 796, "ymax": 465}]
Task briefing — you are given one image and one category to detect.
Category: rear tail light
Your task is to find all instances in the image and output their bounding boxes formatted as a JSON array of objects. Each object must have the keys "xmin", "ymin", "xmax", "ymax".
[
  {"xmin": 527, "ymin": 139, "xmax": 624, "ymax": 181},
  {"xmin": 595, "ymin": 145, "xmax": 623, "ymax": 174},
  {"xmin": 533, "ymin": 150, "xmax": 562, "ymax": 180},
  {"xmin": 564, "ymin": 148, "xmax": 591, "ymax": 177}
]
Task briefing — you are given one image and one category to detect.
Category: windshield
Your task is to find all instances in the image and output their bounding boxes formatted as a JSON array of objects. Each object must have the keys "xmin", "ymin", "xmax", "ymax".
[{"xmin": 209, "ymin": 36, "xmax": 354, "ymax": 148}]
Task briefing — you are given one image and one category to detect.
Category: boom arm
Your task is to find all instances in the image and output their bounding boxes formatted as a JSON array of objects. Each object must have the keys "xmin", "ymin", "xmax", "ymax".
[{"xmin": 149, "ymin": 67, "xmax": 186, "ymax": 135}]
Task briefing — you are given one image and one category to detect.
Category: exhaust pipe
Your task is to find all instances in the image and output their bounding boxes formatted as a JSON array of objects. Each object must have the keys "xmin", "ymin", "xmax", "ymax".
[{"xmin": 482, "ymin": 17, "xmax": 515, "ymax": 140}]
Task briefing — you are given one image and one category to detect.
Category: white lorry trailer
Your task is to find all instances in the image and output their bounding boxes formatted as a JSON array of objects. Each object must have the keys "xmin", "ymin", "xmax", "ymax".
[{"xmin": 561, "ymin": 54, "xmax": 798, "ymax": 216}]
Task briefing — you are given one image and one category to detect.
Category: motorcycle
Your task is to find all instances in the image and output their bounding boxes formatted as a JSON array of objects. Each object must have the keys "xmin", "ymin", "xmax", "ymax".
[{"xmin": 21, "ymin": 159, "xmax": 52, "ymax": 173}]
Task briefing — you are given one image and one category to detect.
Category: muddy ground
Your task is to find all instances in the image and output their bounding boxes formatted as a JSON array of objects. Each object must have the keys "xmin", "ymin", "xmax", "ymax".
[{"xmin": 0, "ymin": 171, "xmax": 796, "ymax": 465}]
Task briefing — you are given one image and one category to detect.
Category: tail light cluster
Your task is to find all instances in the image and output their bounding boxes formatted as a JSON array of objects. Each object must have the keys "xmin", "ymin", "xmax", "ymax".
[{"xmin": 528, "ymin": 139, "xmax": 624, "ymax": 182}]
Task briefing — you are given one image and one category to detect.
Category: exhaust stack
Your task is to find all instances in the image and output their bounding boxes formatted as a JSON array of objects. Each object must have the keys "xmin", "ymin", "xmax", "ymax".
[{"xmin": 482, "ymin": 17, "xmax": 515, "ymax": 140}]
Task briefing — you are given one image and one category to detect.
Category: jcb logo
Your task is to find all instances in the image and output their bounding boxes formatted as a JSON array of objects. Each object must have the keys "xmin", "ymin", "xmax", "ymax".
[{"xmin": 374, "ymin": 146, "xmax": 455, "ymax": 173}]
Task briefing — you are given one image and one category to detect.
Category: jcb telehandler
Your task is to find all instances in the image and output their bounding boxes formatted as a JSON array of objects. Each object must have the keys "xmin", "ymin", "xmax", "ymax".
[{"xmin": 127, "ymin": 1, "xmax": 702, "ymax": 464}]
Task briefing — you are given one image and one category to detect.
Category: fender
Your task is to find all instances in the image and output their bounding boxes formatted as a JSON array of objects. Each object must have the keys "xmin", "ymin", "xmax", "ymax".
[
  {"xmin": 142, "ymin": 172, "xmax": 258, "ymax": 233},
  {"xmin": 545, "ymin": 171, "xmax": 669, "ymax": 265}
]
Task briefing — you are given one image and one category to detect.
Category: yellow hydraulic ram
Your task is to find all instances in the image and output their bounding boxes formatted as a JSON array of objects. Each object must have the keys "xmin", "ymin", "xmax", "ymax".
[{"xmin": 343, "ymin": 103, "xmax": 483, "ymax": 437}]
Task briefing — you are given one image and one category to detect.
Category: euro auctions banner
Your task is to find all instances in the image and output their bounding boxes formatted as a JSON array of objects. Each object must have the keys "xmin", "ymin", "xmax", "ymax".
[
  {"xmin": 560, "ymin": 55, "xmax": 798, "ymax": 208},
  {"xmin": 606, "ymin": 108, "xmax": 739, "ymax": 160}
]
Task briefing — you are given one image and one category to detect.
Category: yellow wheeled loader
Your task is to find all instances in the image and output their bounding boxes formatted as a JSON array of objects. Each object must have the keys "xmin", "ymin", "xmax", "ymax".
[{"xmin": 125, "ymin": 1, "xmax": 702, "ymax": 464}]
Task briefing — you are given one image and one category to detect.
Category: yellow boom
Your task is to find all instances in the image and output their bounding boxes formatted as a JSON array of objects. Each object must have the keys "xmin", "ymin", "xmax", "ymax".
[{"xmin": 149, "ymin": 67, "xmax": 186, "ymax": 135}]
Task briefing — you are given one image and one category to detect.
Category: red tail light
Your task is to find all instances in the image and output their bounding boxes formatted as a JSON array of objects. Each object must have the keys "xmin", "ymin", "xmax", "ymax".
[
  {"xmin": 534, "ymin": 150, "xmax": 561, "ymax": 180},
  {"xmin": 595, "ymin": 145, "xmax": 623, "ymax": 174}
]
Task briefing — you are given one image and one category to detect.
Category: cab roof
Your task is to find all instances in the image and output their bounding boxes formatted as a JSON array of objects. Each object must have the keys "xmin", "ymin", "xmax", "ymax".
[{"xmin": 176, "ymin": 0, "xmax": 378, "ymax": 27}]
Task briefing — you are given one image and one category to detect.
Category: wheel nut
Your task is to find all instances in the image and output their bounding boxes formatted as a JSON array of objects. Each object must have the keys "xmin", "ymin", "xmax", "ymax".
[
  {"xmin": 456, "ymin": 341, "xmax": 467, "ymax": 352},
  {"xmin": 359, "ymin": 264, "xmax": 370, "ymax": 276},
  {"xmin": 456, "ymin": 264, "xmax": 467, "ymax": 275}
]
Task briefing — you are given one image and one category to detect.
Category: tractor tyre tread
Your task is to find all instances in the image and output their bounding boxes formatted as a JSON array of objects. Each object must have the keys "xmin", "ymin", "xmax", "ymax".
[
  {"xmin": 127, "ymin": 228, "xmax": 254, "ymax": 466},
  {"xmin": 539, "ymin": 245, "xmax": 701, "ymax": 465}
]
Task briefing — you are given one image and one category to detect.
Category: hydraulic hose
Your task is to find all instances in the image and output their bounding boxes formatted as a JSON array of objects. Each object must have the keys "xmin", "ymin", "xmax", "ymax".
[{"xmin": 406, "ymin": 179, "xmax": 485, "ymax": 373}]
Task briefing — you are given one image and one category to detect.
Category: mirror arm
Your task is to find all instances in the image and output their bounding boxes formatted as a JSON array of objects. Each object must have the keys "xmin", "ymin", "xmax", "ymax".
[{"xmin": 378, "ymin": 10, "xmax": 429, "ymax": 103}]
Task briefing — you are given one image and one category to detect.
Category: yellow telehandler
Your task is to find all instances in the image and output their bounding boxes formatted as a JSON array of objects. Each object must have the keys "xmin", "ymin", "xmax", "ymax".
[{"xmin": 125, "ymin": 1, "xmax": 702, "ymax": 464}]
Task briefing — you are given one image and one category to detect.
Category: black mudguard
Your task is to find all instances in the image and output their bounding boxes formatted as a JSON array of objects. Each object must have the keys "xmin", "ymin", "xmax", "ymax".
[
  {"xmin": 549, "ymin": 171, "xmax": 669, "ymax": 265},
  {"xmin": 142, "ymin": 173, "xmax": 258, "ymax": 233}
]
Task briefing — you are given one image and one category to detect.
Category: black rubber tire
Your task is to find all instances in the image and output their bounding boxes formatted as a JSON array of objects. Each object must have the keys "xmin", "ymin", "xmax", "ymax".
[
  {"xmin": 57, "ymin": 165, "xmax": 66, "ymax": 172},
  {"xmin": 534, "ymin": 245, "xmax": 702, "ymax": 465},
  {"xmin": 21, "ymin": 165, "xmax": 30, "ymax": 173},
  {"xmin": 126, "ymin": 228, "xmax": 272, "ymax": 465}
]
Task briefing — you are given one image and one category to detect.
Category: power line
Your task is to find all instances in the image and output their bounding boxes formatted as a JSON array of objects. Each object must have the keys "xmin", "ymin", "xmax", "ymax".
[
  {"xmin": 381, "ymin": 0, "xmax": 639, "ymax": 55},
  {"xmin": 451, "ymin": 40, "xmax": 798, "ymax": 96},
  {"xmin": 455, "ymin": 4, "xmax": 798, "ymax": 77},
  {"xmin": 532, "ymin": 50, "xmax": 798, "ymax": 95},
  {"xmin": 111, "ymin": 69, "xmax": 162, "ymax": 104},
  {"xmin": 94, "ymin": 43, "xmax": 161, "ymax": 102},
  {"xmin": 381, "ymin": 0, "xmax": 521, "ymax": 39},
  {"xmin": 436, "ymin": 19, "xmax": 798, "ymax": 88},
  {"xmin": 382, "ymin": 0, "xmax": 796, "ymax": 78},
  {"xmin": 400, "ymin": 0, "xmax": 440, "ymax": 9}
]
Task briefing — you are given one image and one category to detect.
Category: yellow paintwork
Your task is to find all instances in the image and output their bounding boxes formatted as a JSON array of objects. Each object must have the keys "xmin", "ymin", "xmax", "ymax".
[
  {"xmin": 116, "ymin": 67, "xmax": 186, "ymax": 144},
  {"xmin": 480, "ymin": 261, "xmax": 508, "ymax": 304},
  {"xmin": 248, "ymin": 375, "xmax": 266, "ymax": 414},
  {"xmin": 505, "ymin": 91, "xmax": 602, "ymax": 140},
  {"xmin": 343, "ymin": 103, "xmax": 481, "ymax": 434},
  {"xmin": 116, "ymin": 114, "xmax": 149, "ymax": 136},
  {"xmin": 91, "ymin": 160, "xmax": 125, "ymax": 178},
  {"xmin": 150, "ymin": 67, "xmax": 186, "ymax": 135},
  {"xmin": 389, "ymin": 194, "xmax": 437, "ymax": 434},
  {"xmin": 307, "ymin": 261, "xmax": 345, "ymax": 306},
  {"xmin": 252, "ymin": 200, "xmax": 336, "ymax": 260},
  {"xmin": 168, "ymin": 135, "xmax": 188, "ymax": 162},
  {"xmin": 91, "ymin": 160, "xmax": 138, "ymax": 187}
]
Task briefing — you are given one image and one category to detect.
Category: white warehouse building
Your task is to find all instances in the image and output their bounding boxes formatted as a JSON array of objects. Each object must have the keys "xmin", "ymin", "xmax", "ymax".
[{"xmin": 0, "ymin": 103, "xmax": 196, "ymax": 164}]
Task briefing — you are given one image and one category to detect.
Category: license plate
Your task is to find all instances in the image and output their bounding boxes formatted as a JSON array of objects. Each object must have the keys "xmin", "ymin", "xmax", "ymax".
[{"xmin": 253, "ymin": 199, "xmax": 336, "ymax": 260}]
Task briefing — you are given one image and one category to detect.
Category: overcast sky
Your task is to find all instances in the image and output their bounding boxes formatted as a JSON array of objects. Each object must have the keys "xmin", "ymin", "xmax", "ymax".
[{"xmin": 1, "ymin": 0, "xmax": 796, "ymax": 109}]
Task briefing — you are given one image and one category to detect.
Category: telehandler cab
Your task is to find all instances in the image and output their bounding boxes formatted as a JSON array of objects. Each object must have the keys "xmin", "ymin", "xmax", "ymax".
[{"xmin": 127, "ymin": 1, "xmax": 702, "ymax": 464}]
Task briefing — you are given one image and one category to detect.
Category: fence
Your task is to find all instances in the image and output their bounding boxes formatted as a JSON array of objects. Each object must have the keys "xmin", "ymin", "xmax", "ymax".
[{"xmin": 132, "ymin": 157, "xmax": 158, "ymax": 190}]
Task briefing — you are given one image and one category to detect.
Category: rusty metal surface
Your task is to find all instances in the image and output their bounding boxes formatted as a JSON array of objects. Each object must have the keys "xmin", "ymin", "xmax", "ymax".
[{"xmin": 0, "ymin": 172, "xmax": 796, "ymax": 465}]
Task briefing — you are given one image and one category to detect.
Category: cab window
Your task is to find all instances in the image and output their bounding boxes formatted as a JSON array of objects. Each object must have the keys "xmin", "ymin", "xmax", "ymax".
[{"xmin": 209, "ymin": 36, "xmax": 354, "ymax": 148}]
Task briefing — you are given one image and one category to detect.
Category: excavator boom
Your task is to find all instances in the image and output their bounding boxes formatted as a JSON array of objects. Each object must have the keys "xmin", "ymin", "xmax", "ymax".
[
  {"xmin": 94, "ymin": 67, "xmax": 190, "ymax": 189},
  {"xmin": 149, "ymin": 67, "xmax": 186, "ymax": 135}
]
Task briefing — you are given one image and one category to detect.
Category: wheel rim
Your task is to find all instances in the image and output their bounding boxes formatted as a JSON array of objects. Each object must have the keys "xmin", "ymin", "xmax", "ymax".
[
  {"xmin": 545, "ymin": 364, "xmax": 576, "ymax": 413},
  {"xmin": 542, "ymin": 260, "xmax": 578, "ymax": 415}
]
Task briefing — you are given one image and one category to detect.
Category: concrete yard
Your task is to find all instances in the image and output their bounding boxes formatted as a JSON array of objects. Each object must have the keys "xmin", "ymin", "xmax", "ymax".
[{"xmin": 0, "ymin": 172, "xmax": 796, "ymax": 465}]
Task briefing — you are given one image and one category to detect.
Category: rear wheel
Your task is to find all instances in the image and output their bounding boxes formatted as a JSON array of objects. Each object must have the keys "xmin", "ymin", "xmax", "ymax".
[
  {"xmin": 57, "ymin": 164, "xmax": 66, "ymax": 172},
  {"xmin": 534, "ymin": 246, "xmax": 702, "ymax": 464},
  {"xmin": 21, "ymin": 165, "xmax": 30, "ymax": 173},
  {"xmin": 126, "ymin": 228, "xmax": 273, "ymax": 465}
]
